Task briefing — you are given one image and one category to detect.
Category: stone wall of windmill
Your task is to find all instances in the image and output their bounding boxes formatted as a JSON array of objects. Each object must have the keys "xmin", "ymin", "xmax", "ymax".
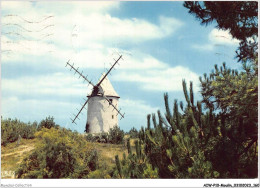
[{"xmin": 87, "ymin": 96, "xmax": 119, "ymax": 133}]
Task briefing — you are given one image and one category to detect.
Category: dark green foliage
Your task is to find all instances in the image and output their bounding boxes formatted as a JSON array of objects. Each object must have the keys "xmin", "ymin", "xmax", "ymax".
[
  {"xmin": 183, "ymin": 1, "xmax": 258, "ymax": 63},
  {"xmin": 181, "ymin": 1, "xmax": 258, "ymax": 178},
  {"xmin": 200, "ymin": 63, "xmax": 258, "ymax": 178},
  {"xmin": 16, "ymin": 127, "xmax": 98, "ymax": 178},
  {"xmin": 113, "ymin": 139, "xmax": 159, "ymax": 178},
  {"xmin": 126, "ymin": 138, "xmax": 132, "ymax": 155},
  {"xmin": 99, "ymin": 132, "xmax": 109, "ymax": 143},
  {"xmin": 136, "ymin": 82, "xmax": 219, "ymax": 178},
  {"xmin": 85, "ymin": 133, "xmax": 94, "ymax": 142},
  {"xmin": 85, "ymin": 126, "xmax": 125, "ymax": 144},
  {"xmin": 1, "ymin": 118, "xmax": 37, "ymax": 146},
  {"xmin": 85, "ymin": 133, "xmax": 108, "ymax": 143},
  {"xmin": 87, "ymin": 164, "xmax": 114, "ymax": 179},
  {"xmin": 115, "ymin": 155, "xmax": 122, "ymax": 178},
  {"xmin": 107, "ymin": 126, "xmax": 125, "ymax": 144},
  {"xmin": 130, "ymin": 74, "xmax": 257, "ymax": 178},
  {"xmin": 128, "ymin": 127, "xmax": 139, "ymax": 138},
  {"xmin": 38, "ymin": 116, "xmax": 59, "ymax": 129}
]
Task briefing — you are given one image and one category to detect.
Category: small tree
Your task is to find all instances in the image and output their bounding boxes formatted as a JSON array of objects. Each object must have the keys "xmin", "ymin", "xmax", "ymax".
[
  {"xmin": 128, "ymin": 127, "xmax": 139, "ymax": 138},
  {"xmin": 114, "ymin": 139, "xmax": 159, "ymax": 178},
  {"xmin": 38, "ymin": 116, "xmax": 58, "ymax": 130},
  {"xmin": 132, "ymin": 81, "xmax": 219, "ymax": 178},
  {"xmin": 1, "ymin": 118, "xmax": 37, "ymax": 146},
  {"xmin": 108, "ymin": 126, "xmax": 124, "ymax": 144}
]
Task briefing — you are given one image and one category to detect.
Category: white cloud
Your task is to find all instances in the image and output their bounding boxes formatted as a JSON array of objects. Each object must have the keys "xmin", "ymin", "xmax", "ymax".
[
  {"xmin": 52, "ymin": 13, "xmax": 183, "ymax": 48},
  {"xmin": 113, "ymin": 66, "xmax": 200, "ymax": 92},
  {"xmin": 2, "ymin": 1, "xmax": 183, "ymax": 50},
  {"xmin": 191, "ymin": 44, "xmax": 214, "ymax": 51},
  {"xmin": 209, "ymin": 29, "xmax": 240, "ymax": 45},
  {"xmin": 120, "ymin": 98, "xmax": 159, "ymax": 115},
  {"xmin": 1, "ymin": 1, "xmax": 188, "ymax": 132},
  {"xmin": 119, "ymin": 98, "xmax": 160, "ymax": 130},
  {"xmin": 1, "ymin": 1, "xmax": 119, "ymax": 15},
  {"xmin": 69, "ymin": 49, "xmax": 168, "ymax": 70},
  {"xmin": 1, "ymin": 1, "xmax": 32, "ymax": 12},
  {"xmin": 2, "ymin": 73, "xmax": 92, "ymax": 98},
  {"xmin": 1, "ymin": 35, "xmax": 55, "ymax": 56},
  {"xmin": 1, "ymin": 1, "xmax": 184, "ymax": 71},
  {"xmin": 1, "ymin": 96, "xmax": 82, "ymax": 131},
  {"xmin": 192, "ymin": 28, "xmax": 240, "ymax": 51}
]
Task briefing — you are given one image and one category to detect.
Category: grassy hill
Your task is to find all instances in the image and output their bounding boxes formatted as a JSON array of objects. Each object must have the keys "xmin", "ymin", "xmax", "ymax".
[
  {"xmin": 1, "ymin": 117, "xmax": 139, "ymax": 179},
  {"xmin": 1, "ymin": 136, "xmax": 136, "ymax": 179}
]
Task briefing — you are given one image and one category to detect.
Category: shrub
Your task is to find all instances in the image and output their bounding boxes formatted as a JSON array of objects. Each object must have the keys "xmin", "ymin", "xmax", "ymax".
[
  {"xmin": 85, "ymin": 133, "xmax": 94, "ymax": 142},
  {"xmin": 1, "ymin": 118, "xmax": 37, "ymax": 146},
  {"xmin": 87, "ymin": 162, "xmax": 114, "ymax": 179},
  {"xmin": 128, "ymin": 127, "xmax": 139, "ymax": 138},
  {"xmin": 113, "ymin": 139, "xmax": 159, "ymax": 178},
  {"xmin": 16, "ymin": 127, "xmax": 98, "ymax": 178},
  {"xmin": 108, "ymin": 126, "xmax": 124, "ymax": 144},
  {"xmin": 85, "ymin": 127, "xmax": 124, "ymax": 144},
  {"xmin": 38, "ymin": 116, "xmax": 59, "ymax": 130}
]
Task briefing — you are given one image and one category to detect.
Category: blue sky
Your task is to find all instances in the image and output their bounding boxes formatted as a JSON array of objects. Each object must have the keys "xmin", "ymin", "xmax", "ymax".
[{"xmin": 1, "ymin": 1, "xmax": 241, "ymax": 133}]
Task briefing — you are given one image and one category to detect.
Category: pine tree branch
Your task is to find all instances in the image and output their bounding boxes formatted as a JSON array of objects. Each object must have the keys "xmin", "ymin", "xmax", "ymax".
[{"xmin": 238, "ymin": 138, "xmax": 257, "ymax": 158}]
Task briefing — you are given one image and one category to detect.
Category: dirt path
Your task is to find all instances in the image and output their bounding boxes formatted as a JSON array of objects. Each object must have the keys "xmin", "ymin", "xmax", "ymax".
[
  {"xmin": 1, "ymin": 139, "xmax": 36, "ymax": 179},
  {"xmin": 2, "ymin": 145, "xmax": 35, "ymax": 158}
]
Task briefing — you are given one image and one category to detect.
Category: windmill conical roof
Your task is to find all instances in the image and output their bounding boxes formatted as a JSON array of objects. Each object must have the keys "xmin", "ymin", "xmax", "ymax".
[{"xmin": 98, "ymin": 73, "xmax": 120, "ymax": 98}]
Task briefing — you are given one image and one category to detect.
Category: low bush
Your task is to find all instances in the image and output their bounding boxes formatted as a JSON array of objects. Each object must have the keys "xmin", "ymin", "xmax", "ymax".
[
  {"xmin": 108, "ymin": 126, "xmax": 124, "ymax": 144},
  {"xmin": 128, "ymin": 127, "xmax": 139, "ymax": 138},
  {"xmin": 87, "ymin": 162, "xmax": 114, "ymax": 179},
  {"xmin": 85, "ymin": 126, "xmax": 125, "ymax": 144},
  {"xmin": 85, "ymin": 133, "xmax": 94, "ymax": 142},
  {"xmin": 16, "ymin": 127, "xmax": 98, "ymax": 178},
  {"xmin": 38, "ymin": 116, "xmax": 59, "ymax": 130},
  {"xmin": 113, "ymin": 139, "xmax": 159, "ymax": 178},
  {"xmin": 1, "ymin": 118, "xmax": 37, "ymax": 146}
]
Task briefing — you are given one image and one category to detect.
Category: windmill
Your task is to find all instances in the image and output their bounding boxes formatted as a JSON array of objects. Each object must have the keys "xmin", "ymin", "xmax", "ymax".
[{"xmin": 65, "ymin": 54, "xmax": 125, "ymax": 133}]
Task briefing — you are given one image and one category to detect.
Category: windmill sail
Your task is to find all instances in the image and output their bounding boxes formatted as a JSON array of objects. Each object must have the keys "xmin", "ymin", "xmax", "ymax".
[
  {"xmin": 66, "ymin": 60, "xmax": 94, "ymax": 86},
  {"xmin": 71, "ymin": 97, "xmax": 90, "ymax": 124},
  {"xmin": 103, "ymin": 95, "xmax": 125, "ymax": 119},
  {"xmin": 96, "ymin": 55, "xmax": 122, "ymax": 87}
]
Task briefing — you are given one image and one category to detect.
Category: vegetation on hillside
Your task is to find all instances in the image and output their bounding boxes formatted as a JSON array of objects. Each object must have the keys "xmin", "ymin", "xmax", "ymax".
[
  {"xmin": 85, "ymin": 126, "xmax": 125, "ymax": 144},
  {"xmin": 128, "ymin": 127, "xmax": 139, "ymax": 139},
  {"xmin": 117, "ymin": 77, "xmax": 257, "ymax": 178},
  {"xmin": 1, "ymin": 118, "xmax": 37, "ymax": 146},
  {"xmin": 114, "ymin": 139, "xmax": 159, "ymax": 178},
  {"xmin": 1, "ymin": 117, "xmax": 130, "ymax": 179},
  {"xmin": 16, "ymin": 127, "xmax": 98, "ymax": 178},
  {"xmin": 1, "ymin": 116, "xmax": 59, "ymax": 147}
]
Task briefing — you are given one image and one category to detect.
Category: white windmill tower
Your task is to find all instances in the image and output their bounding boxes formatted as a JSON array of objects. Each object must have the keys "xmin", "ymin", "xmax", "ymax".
[{"xmin": 65, "ymin": 55, "xmax": 125, "ymax": 134}]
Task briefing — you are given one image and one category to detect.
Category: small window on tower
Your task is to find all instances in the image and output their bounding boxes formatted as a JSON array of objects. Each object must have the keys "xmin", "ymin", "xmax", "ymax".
[{"xmin": 112, "ymin": 115, "xmax": 114, "ymax": 119}]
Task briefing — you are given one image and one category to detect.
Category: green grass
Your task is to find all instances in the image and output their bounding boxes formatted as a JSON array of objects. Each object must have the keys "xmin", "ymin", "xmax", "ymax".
[
  {"xmin": 91, "ymin": 138, "xmax": 138, "ymax": 167},
  {"xmin": 94, "ymin": 142, "xmax": 127, "ymax": 166}
]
